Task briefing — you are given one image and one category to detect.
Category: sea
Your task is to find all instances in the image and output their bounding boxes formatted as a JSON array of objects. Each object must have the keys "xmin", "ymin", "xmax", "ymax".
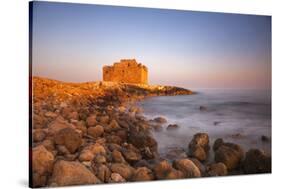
[{"xmin": 138, "ymin": 89, "xmax": 271, "ymax": 159}]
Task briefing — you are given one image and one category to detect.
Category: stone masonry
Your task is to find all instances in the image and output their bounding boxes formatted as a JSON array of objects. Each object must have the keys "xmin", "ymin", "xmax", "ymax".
[{"xmin": 103, "ymin": 59, "xmax": 148, "ymax": 84}]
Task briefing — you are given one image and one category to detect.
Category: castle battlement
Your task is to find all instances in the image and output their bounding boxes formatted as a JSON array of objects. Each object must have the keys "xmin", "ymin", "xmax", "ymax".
[{"xmin": 103, "ymin": 59, "xmax": 148, "ymax": 84}]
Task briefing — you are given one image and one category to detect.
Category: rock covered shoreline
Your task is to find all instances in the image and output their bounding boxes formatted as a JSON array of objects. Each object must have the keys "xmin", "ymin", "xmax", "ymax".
[{"xmin": 31, "ymin": 77, "xmax": 271, "ymax": 187}]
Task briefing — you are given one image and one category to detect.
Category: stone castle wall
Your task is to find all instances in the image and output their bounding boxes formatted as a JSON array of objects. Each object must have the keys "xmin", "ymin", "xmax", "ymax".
[{"xmin": 103, "ymin": 59, "xmax": 148, "ymax": 84}]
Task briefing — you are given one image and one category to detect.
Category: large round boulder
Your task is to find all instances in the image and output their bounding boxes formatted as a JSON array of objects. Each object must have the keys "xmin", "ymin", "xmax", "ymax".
[
  {"xmin": 172, "ymin": 159, "xmax": 201, "ymax": 178},
  {"xmin": 243, "ymin": 149, "xmax": 271, "ymax": 174},
  {"xmin": 213, "ymin": 139, "xmax": 244, "ymax": 171},
  {"xmin": 50, "ymin": 160, "xmax": 101, "ymax": 186},
  {"xmin": 188, "ymin": 133, "xmax": 210, "ymax": 161}
]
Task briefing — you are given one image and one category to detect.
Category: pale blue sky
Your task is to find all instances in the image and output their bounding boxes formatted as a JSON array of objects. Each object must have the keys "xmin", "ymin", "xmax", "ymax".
[{"xmin": 31, "ymin": 1, "xmax": 271, "ymax": 89}]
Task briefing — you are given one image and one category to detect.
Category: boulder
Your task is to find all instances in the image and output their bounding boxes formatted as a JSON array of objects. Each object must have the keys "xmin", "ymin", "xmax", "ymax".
[
  {"xmin": 172, "ymin": 159, "xmax": 201, "ymax": 178},
  {"xmin": 165, "ymin": 147, "xmax": 187, "ymax": 160},
  {"xmin": 106, "ymin": 135, "xmax": 122, "ymax": 144},
  {"xmin": 87, "ymin": 143, "xmax": 106, "ymax": 156},
  {"xmin": 92, "ymin": 164, "xmax": 111, "ymax": 183},
  {"xmin": 67, "ymin": 111, "xmax": 79, "ymax": 120},
  {"xmin": 33, "ymin": 172, "xmax": 48, "ymax": 187},
  {"xmin": 105, "ymin": 119, "xmax": 121, "ymax": 132},
  {"xmin": 48, "ymin": 117, "xmax": 73, "ymax": 136},
  {"xmin": 45, "ymin": 111, "xmax": 57, "ymax": 118},
  {"xmin": 199, "ymin": 106, "xmax": 207, "ymax": 111},
  {"xmin": 152, "ymin": 124, "xmax": 163, "ymax": 132},
  {"xmin": 213, "ymin": 138, "xmax": 224, "ymax": 151},
  {"xmin": 115, "ymin": 129, "xmax": 128, "ymax": 142},
  {"xmin": 41, "ymin": 139, "xmax": 55, "ymax": 152},
  {"xmin": 214, "ymin": 140, "xmax": 244, "ymax": 171},
  {"xmin": 109, "ymin": 173, "xmax": 126, "ymax": 183},
  {"xmin": 33, "ymin": 129, "xmax": 46, "ymax": 142},
  {"xmin": 50, "ymin": 160, "xmax": 101, "ymax": 186},
  {"xmin": 110, "ymin": 163, "xmax": 135, "ymax": 180},
  {"xmin": 261, "ymin": 135, "xmax": 270, "ymax": 142},
  {"xmin": 87, "ymin": 125, "xmax": 104, "ymax": 138},
  {"xmin": 74, "ymin": 121, "xmax": 87, "ymax": 135},
  {"xmin": 112, "ymin": 149, "xmax": 126, "ymax": 163},
  {"xmin": 79, "ymin": 150, "xmax": 95, "ymax": 162},
  {"xmin": 153, "ymin": 160, "xmax": 184, "ymax": 180},
  {"xmin": 33, "ymin": 114, "xmax": 46, "ymax": 129},
  {"xmin": 243, "ymin": 149, "xmax": 271, "ymax": 174},
  {"xmin": 56, "ymin": 145, "xmax": 70, "ymax": 155},
  {"xmin": 121, "ymin": 144, "xmax": 142, "ymax": 163},
  {"xmin": 153, "ymin": 117, "xmax": 167, "ymax": 124},
  {"xmin": 54, "ymin": 127, "xmax": 82, "ymax": 153},
  {"xmin": 188, "ymin": 133, "xmax": 210, "ymax": 161},
  {"xmin": 132, "ymin": 167, "xmax": 154, "ymax": 181},
  {"xmin": 86, "ymin": 115, "xmax": 97, "ymax": 127},
  {"xmin": 32, "ymin": 145, "xmax": 54, "ymax": 175},
  {"xmin": 190, "ymin": 147, "xmax": 206, "ymax": 162},
  {"xmin": 32, "ymin": 145, "xmax": 54, "ymax": 187},
  {"xmin": 166, "ymin": 124, "xmax": 179, "ymax": 130},
  {"xmin": 190, "ymin": 158, "xmax": 206, "ymax": 175},
  {"xmin": 94, "ymin": 154, "xmax": 107, "ymax": 164},
  {"xmin": 129, "ymin": 131, "xmax": 158, "ymax": 151},
  {"xmin": 99, "ymin": 115, "xmax": 110, "ymax": 124},
  {"xmin": 79, "ymin": 143, "xmax": 106, "ymax": 161},
  {"xmin": 206, "ymin": 163, "xmax": 228, "ymax": 176}
]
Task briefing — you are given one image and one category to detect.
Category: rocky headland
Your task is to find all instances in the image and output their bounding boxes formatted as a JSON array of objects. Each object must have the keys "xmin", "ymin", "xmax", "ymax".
[{"xmin": 31, "ymin": 76, "xmax": 271, "ymax": 187}]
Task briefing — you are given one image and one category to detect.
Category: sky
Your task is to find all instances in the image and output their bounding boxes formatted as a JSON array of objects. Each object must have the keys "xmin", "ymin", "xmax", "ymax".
[{"xmin": 31, "ymin": 1, "xmax": 271, "ymax": 89}]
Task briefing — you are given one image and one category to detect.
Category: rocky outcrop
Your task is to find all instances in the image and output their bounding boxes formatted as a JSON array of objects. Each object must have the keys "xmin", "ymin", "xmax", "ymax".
[{"xmin": 31, "ymin": 76, "xmax": 270, "ymax": 187}]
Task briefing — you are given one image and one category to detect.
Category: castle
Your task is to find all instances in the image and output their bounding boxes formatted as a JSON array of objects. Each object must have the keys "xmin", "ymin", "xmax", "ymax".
[{"xmin": 103, "ymin": 59, "xmax": 148, "ymax": 84}]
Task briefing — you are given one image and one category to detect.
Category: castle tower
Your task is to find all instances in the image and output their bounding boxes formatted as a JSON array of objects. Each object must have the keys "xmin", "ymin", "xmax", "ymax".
[{"xmin": 103, "ymin": 59, "xmax": 148, "ymax": 84}]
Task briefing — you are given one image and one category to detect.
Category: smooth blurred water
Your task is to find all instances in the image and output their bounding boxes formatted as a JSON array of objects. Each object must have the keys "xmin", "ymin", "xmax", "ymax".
[{"xmin": 139, "ymin": 89, "xmax": 271, "ymax": 158}]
